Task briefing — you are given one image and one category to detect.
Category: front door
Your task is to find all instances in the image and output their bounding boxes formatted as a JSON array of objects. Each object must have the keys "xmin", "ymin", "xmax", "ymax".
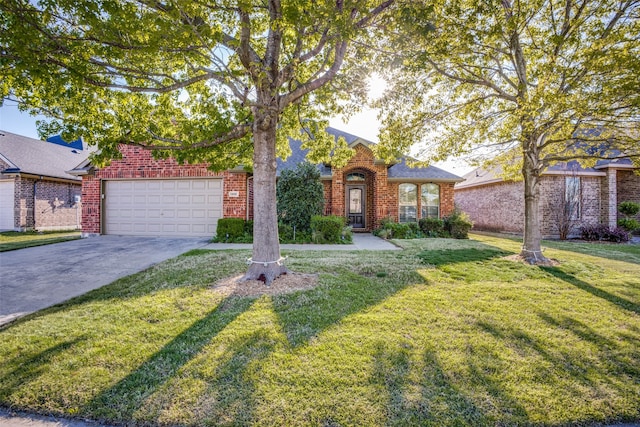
[{"xmin": 347, "ymin": 185, "xmax": 365, "ymax": 229}]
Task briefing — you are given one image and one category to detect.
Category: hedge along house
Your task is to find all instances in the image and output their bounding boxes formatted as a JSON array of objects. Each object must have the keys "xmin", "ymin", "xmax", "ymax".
[
  {"xmin": 72, "ymin": 127, "xmax": 463, "ymax": 237},
  {"xmin": 454, "ymin": 158, "xmax": 640, "ymax": 238},
  {"xmin": 0, "ymin": 130, "xmax": 88, "ymax": 231}
]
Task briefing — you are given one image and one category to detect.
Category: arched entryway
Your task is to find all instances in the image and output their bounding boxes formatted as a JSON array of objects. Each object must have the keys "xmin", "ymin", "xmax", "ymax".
[{"xmin": 345, "ymin": 169, "xmax": 374, "ymax": 230}]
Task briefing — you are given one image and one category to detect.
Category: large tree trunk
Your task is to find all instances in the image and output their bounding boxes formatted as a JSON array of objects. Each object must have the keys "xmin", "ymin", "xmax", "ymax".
[
  {"xmin": 242, "ymin": 108, "xmax": 287, "ymax": 284},
  {"xmin": 520, "ymin": 140, "xmax": 549, "ymax": 264}
]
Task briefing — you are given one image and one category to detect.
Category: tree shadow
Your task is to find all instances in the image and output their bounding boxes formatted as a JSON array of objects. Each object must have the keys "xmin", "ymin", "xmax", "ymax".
[
  {"xmin": 371, "ymin": 342, "xmax": 502, "ymax": 426},
  {"xmin": 271, "ymin": 271, "xmax": 418, "ymax": 348},
  {"xmin": 0, "ymin": 338, "xmax": 86, "ymax": 401},
  {"xmin": 541, "ymin": 266, "xmax": 640, "ymax": 314},
  {"xmin": 417, "ymin": 247, "xmax": 512, "ymax": 267},
  {"xmin": 85, "ymin": 296, "xmax": 253, "ymax": 423}
]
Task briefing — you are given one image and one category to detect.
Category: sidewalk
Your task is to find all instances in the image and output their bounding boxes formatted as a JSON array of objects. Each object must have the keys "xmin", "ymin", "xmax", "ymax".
[{"xmin": 203, "ymin": 232, "xmax": 401, "ymax": 251}]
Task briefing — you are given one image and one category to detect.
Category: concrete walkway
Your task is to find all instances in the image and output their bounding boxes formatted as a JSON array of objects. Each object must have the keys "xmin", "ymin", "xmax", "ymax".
[{"xmin": 203, "ymin": 232, "xmax": 401, "ymax": 251}]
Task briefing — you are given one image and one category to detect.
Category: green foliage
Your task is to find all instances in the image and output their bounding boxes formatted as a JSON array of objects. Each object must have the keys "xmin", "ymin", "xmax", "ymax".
[
  {"xmin": 443, "ymin": 210, "xmax": 473, "ymax": 239},
  {"xmin": 617, "ymin": 218, "xmax": 640, "ymax": 232},
  {"xmin": 376, "ymin": 0, "xmax": 640, "ymax": 256},
  {"xmin": 310, "ymin": 215, "xmax": 351, "ymax": 244},
  {"xmin": 214, "ymin": 218, "xmax": 246, "ymax": 242},
  {"xmin": 418, "ymin": 217, "xmax": 445, "ymax": 237},
  {"xmin": 277, "ymin": 162, "xmax": 324, "ymax": 232},
  {"xmin": 373, "ymin": 220, "xmax": 424, "ymax": 239},
  {"xmin": 618, "ymin": 201, "xmax": 640, "ymax": 217}
]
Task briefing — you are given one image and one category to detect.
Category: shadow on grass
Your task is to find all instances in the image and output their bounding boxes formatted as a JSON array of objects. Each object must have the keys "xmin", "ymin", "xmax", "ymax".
[
  {"xmin": 417, "ymin": 248, "xmax": 512, "ymax": 266},
  {"xmin": 541, "ymin": 267, "xmax": 640, "ymax": 314},
  {"xmin": 271, "ymin": 270, "xmax": 420, "ymax": 348},
  {"xmin": 0, "ymin": 338, "xmax": 86, "ymax": 402},
  {"xmin": 85, "ymin": 296, "xmax": 254, "ymax": 423}
]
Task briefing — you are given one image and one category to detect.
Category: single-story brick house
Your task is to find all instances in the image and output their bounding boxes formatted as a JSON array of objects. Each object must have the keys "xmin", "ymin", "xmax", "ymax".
[
  {"xmin": 454, "ymin": 158, "xmax": 639, "ymax": 238},
  {"xmin": 0, "ymin": 130, "xmax": 88, "ymax": 231},
  {"xmin": 71, "ymin": 127, "xmax": 463, "ymax": 237}
]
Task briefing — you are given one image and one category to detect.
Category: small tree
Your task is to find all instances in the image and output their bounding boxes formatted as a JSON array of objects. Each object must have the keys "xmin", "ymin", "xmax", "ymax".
[
  {"xmin": 277, "ymin": 162, "xmax": 324, "ymax": 233},
  {"xmin": 617, "ymin": 201, "xmax": 640, "ymax": 233}
]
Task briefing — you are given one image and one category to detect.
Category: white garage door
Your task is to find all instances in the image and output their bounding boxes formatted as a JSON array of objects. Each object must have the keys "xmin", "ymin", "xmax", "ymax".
[
  {"xmin": 104, "ymin": 179, "xmax": 223, "ymax": 237},
  {"xmin": 0, "ymin": 180, "xmax": 15, "ymax": 231}
]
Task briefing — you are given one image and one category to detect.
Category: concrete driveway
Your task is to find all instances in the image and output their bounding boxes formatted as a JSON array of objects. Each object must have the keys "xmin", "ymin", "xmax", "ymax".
[{"xmin": 0, "ymin": 236, "xmax": 209, "ymax": 326}]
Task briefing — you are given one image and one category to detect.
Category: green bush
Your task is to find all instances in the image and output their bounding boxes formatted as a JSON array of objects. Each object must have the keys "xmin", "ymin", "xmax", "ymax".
[
  {"xmin": 310, "ymin": 215, "xmax": 349, "ymax": 243},
  {"xmin": 244, "ymin": 220, "xmax": 254, "ymax": 236},
  {"xmin": 419, "ymin": 217, "xmax": 445, "ymax": 237},
  {"xmin": 214, "ymin": 218, "xmax": 245, "ymax": 242},
  {"xmin": 618, "ymin": 201, "xmax": 640, "ymax": 217},
  {"xmin": 374, "ymin": 220, "xmax": 423, "ymax": 239},
  {"xmin": 617, "ymin": 218, "xmax": 640, "ymax": 232},
  {"xmin": 277, "ymin": 162, "xmax": 324, "ymax": 232},
  {"xmin": 443, "ymin": 210, "xmax": 473, "ymax": 239}
]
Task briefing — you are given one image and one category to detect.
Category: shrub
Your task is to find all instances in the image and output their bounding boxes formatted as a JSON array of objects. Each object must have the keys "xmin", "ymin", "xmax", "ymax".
[
  {"xmin": 618, "ymin": 201, "xmax": 640, "ymax": 217},
  {"xmin": 419, "ymin": 217, "xmax": 445, "ymax": 237},
  {"xmin": 580, "ymin": 223, "xmax": 630, "ymax": 243},
  {"xmin": 277, "ymin": 162, "xmax": 324, "ymax": 232},
  {"xmin": 310, "ymin": 215, "xmax": 348, "ymax": 243},
  {"xmin": 214, "ymin": 218, "xmax": 245, "ymax": 242},
  {"xmin": 443, "ymin": 210, "xmax": 473, "ymax": 239},
  {"xmin": 244, "ymin": 220, "xmax": 254, "ymax": 236},
  {"xmin": 617, "ymin": 218, "xmax": 640, "ymax": 232}
]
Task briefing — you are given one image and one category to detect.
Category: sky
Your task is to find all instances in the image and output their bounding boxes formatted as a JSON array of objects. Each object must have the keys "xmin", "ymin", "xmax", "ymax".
[{"xmin": 0, "ymin": 80, "xmax": 474, "ymax": 176}]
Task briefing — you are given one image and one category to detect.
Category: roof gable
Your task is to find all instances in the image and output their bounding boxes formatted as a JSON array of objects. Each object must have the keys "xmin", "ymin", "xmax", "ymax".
[{"xmin": 0, "ymin": 130, "xmax": 88, "ymax": 181}]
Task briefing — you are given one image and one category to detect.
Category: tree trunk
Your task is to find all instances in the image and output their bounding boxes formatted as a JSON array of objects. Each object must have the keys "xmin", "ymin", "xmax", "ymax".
[
  {"xmin": 520, "ymin": 142, "xmax": 549, "ymax": 264},
  {"xmin": 242, "ymin": 108, "xmax": 287, "ymax": 284}
]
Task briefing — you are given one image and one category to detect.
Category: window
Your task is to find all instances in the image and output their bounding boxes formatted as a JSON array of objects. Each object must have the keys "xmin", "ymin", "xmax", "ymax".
[
  {"xmin": 399, "ymin": 183, "xmax": 417, "ymax": 222},
  {"xmin": 565, "ymin": 176, "xmax": 581, "ymax": 219},
  {"xmin": 346, "ymin": 172, "xmax": 365, "ymax": 182},
  {"xmin": 421, "ymin": 183, "xmax": 440, "ymax": 218}
]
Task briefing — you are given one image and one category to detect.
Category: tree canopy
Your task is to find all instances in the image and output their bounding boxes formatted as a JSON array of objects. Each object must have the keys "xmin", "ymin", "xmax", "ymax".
[
  {"xmin": 1, "ymin": 0, "xmax": 396, "ymax": 282},
  {"xmin": 377, "ymin": 0, "xmax": 640, "ymax": 261}
]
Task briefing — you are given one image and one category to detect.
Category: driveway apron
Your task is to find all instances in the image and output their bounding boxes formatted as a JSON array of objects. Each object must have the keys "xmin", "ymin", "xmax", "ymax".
[{"xmin": 0, "ymin": 236, "xmax": 208, "ymax": 326}]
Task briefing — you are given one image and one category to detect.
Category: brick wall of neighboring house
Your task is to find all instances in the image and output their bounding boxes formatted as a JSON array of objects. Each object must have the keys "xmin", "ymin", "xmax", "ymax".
[
  {"xmin": 540, "ymin": 175, "xmax": 601, "ymax": 237},
  {"xmin": 6, "ymin": 175, "xmax": 81, "ymax": 231},
  {"xmin": 455, "ymin": 180, "xmax": 525, "ymax": 234},
  {"xmin": 456, "ymin": 175, "xmax": 603, "ymax": 238},
  {"xmin": 616, "ymin": 169, "xmax": 640, "ymax": 222},
  {"xmin": 322, "ymin": 180, "xmax": 332, "ymax": 215},
  {"xmin": 81, "ymin": 145, "xmax": 248, "ymax": 235},
  {"xmin": 34, "ymin": 180, "xmax": 82, "ymax": 230}
]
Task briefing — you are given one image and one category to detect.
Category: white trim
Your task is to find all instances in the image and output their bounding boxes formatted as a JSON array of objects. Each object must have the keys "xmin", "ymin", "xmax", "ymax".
[{"xmin": 0, "ymin": 153, "xmax": 17, "ymax": 169}]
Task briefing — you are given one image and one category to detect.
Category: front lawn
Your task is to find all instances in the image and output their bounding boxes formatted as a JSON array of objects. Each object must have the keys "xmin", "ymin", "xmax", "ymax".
[
  {"xmin": 0, "ymin": 230, "xmax": 81, "ymax": 252},
  {"xmin": 0, "ymin": 234, "xmax": 638, "ymax": 426}
]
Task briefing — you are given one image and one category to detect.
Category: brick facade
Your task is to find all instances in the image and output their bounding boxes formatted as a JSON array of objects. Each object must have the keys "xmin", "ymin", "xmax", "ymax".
[
  {"xmin": 80, "ymin": 145, "xmax": 248, "ymax": 235},
  {"xmin": 455, "ymin": 169, "xmax": 636, "ymax": 238},
  {"xmin": 321, "ymin": 144, "xmax": 457, "ymax": 231},
  {"xmin": 1, "ymin": 156, "xmax": 81, "ymax": 231},
  {"xmin": 80, "ymin": 143, "xmax": 460, "ymax": 235}
]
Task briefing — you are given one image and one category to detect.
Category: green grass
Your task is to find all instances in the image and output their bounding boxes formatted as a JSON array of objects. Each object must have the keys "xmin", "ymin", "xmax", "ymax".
[
  {"xmin": 0, "ymin": 230, "xmax": 81, "ymax": 252},
  {"xmin": 0, "ymin": 234, "xmax": 639, "ymax": 426}
]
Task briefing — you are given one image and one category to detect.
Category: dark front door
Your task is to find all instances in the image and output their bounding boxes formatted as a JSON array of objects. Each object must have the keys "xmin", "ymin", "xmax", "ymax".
[{"xmin": 347, "ymin": 185, "xmax": 365, "ymax": 229}]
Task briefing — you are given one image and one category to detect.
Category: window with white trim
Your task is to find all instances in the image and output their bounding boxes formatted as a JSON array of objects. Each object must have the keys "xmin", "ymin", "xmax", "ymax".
[
  {"xmin": 421, "ymin": 183, "xmax": 440, "ymax": 218},
  {"xmin": 399, "ymin": 183, "xmax": 417, "ymax": 222}
]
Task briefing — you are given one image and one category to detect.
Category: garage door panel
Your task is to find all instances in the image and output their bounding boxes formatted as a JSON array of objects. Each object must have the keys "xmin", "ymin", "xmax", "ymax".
[{"xmin": 105, "ymin": 179, "xmax": 223, "ymax": 237}]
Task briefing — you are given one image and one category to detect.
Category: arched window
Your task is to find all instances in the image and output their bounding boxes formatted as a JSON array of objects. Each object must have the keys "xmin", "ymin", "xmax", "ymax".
[
  {"xmin": 346, "ymin": 172, "xmax": 366, "ymax": 181},
  {"xmin": 398, "ymin": 183, "xmax": 417, "ymax": 222},
  {"xmin": 421, "ymin": 183, "xmax": 440, "ymax": 218}
]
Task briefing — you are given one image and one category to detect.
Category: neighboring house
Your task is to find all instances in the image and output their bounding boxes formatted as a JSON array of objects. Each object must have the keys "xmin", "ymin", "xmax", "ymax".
[
  {"xmin": 0, "ymin": 130, "xmax": 88, "ymax": 231},
  {"xmin": 71, "ymin": 127, "xmax": 463, "ymax": 237},
  {"xmin": 455, "ymin": 158, "xmax": 640, "ymax": 238}
]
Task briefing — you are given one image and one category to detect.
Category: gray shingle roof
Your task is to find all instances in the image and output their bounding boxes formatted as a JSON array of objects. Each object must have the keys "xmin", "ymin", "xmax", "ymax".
[
  {"xmin": 0, "ymin": 130, "xmax": 88, "ymax": 181},
  {"xmin": 278, "ymin": 127, "xmax": 462, "ymax": 181},
  {"xmin": 388, "ymin": 157, "xmax": 463, "ymax": 181}
]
